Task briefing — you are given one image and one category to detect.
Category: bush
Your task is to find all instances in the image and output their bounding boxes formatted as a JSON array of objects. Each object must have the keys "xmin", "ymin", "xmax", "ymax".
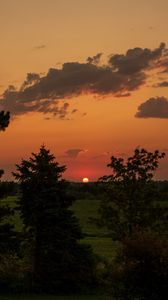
[
  {"xmin": 104, "ymin": 232, "xmax": 168, "ymax": 300},
  {"xmin": 0, "ymin": 254, "xmax": 32, "ymax": 293}
]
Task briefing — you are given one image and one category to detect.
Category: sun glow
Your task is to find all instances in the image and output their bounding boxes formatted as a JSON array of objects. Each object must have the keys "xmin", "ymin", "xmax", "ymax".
[{"xmin": 82, "ymin": 177, "xmax": 89, "ymax": 183}]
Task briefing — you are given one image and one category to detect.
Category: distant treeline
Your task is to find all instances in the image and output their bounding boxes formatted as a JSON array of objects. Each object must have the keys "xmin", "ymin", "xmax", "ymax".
[
  {"xmin": 1, "ymin": 180, "xmax": 168, "ymax": 199},
  {"xmin": 0, "ymin": 181, "xmax": 19, "ymax": 197}
]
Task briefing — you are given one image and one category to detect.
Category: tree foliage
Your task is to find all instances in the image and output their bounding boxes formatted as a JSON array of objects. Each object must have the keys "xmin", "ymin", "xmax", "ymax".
[
  {"xmin": 105, "ymin": 232, "xmax": 168, "ymax": 300},
  {"xmin": 120, "ymin": 233, "xmax": 168, "ymax": 300},
  {"xmin": 0, "ymin": 108, "xmax": 20, "ymax": 294},
  {"xmin": 0, "ymin": 110, "xmax": 10, "ymax": 176},
  {"xmin": 13, "ymin": 145, "xmax": 95, "ymax": 292},
  {"xmin": 0, "ymin": 111, "xmax": 10, "ymax": 131},
  {"xmin": 97, "ymin": 148, "xmax": 166, "ymax": 240},
  {"xmin": 0, "ymin": 110, "xmax": 18, "ymax": 255}
]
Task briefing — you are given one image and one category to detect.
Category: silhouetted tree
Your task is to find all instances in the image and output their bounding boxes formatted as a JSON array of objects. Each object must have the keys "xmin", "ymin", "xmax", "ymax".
[
  {"xmin": 0, "ymin": 110, "xmax": 10, "ymax": 181},
  {"xmin": 0, "ymin": 110, "xmax": 10, "ymax": 179},
  {"xmin": 13, "ymin": 146, "xmax": 95, "ymax": 292},
  {"xmin": 97, "ymin": 148, "xmax": 166, "ymax": 240},
  {"xmin": 0, "ymin": 111, "xmax": 10, "ymax": 131},
  {"xmin": 0, "ymin": 110, "xmax": 18, "ymax": 255}
]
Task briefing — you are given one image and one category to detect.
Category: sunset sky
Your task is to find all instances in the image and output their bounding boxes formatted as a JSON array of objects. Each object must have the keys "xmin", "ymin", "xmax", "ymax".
[{"xmin": 0, "ymin": 0, "xmax": 168, "ymax": 181}]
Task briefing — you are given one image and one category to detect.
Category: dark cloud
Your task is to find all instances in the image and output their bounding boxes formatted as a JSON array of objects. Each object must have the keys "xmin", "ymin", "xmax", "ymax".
[
  {"xmin": 65, "ymin": 149, "xmax": 85, "ymax": 158},
  {"xmin": 108, "ymin": 42, "xmax": 165, "ymax": 75},
  {"xmin": 87, "ymin": 53, "xmax": 102, "ymax": 64},
  {"xmin": 21, "ymin": 73, "xmax": 40, "ymax": 89},
  {"xmin": 156, "ymin": 55, "xmax": 168, "ymax": 73},
  {"xmin": 57, "ymin": 102, "xmax": 70, "ymax": 119},
  {"xmin": 0, "ymin": 43, "xmax": 167, "ymax": 119},
  {"xmin": 154, "ymin": 81, "xmax": 168, "ymax": 87},
  {"xmin": 135, "ymin": 96, "xmax": 168, "ymax": 118}
]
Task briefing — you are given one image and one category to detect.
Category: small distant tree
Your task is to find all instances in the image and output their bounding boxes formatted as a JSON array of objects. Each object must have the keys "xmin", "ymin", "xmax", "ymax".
[
  {"xmin": 0, "ymin": 111, "xmax": 10, "ymax": 131},
  {"xmin": 13, "ymin": 146, "xmax": 95, "ymax": 292},
  {"xmin": 97, "ymin": 148, "xmax": 166, "ymax": 240}
]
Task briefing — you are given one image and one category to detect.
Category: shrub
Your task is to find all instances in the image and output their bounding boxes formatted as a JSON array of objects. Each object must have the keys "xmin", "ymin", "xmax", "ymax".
[
  {"xmin": 0, "ymin": 254, "xmax": 31, "ymax": 293},
  {"xmin": 104, "ymin": 232, "xmax": 168, "ymax": 300}
]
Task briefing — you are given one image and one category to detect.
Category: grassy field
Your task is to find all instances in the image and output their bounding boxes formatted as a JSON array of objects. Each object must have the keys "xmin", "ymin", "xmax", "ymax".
[
  {"xmin": 2, "ymin": 196, "xmax": 117, "ymax": 262},
  {"xmin": 72, "ymin": 199, "xmax": 118, "ymax": 261},
  {"xmin": 1, "ymin": 197, "xmax": 116, "ymax": 300},
  {"xmin": 2, "ymin": 196, "xmax": 23, "ymax": 232},
  {"xmin": 2, "ymin": 193, "xmax": 166, "ymax": 299}
]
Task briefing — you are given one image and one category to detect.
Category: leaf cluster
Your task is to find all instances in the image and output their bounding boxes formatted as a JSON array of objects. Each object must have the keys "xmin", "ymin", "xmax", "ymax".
[{"xmin": 97, "ymin": 148, "xmax": 166, "ymax": 240}]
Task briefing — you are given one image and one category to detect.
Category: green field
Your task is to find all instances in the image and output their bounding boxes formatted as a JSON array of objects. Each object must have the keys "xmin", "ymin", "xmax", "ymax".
[
  {"xmin": 72, "ymin": 199, "xmax": 118, "ymax": 261},
  {"xmin": 2, "ymin": 196, "xmax": 117, "ymax": 262},
  {"xmin": 1, "ymin": 192, "xmax": 167, "ymax": 299},
  {"xmin": 1, "ymin": 196, "xmax": 117, "ymax": 299}
]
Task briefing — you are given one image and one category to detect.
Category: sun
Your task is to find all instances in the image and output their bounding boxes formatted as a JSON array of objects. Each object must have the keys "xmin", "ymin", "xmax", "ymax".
[{"xmin": 82, "ymin": 177, "xmax": 89, "ymax": 183}]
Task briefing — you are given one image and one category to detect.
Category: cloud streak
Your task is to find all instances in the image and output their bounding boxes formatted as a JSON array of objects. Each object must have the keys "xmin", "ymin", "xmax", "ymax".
[
  {"xmin": 65, "ymin": 149, "xmax": 85, "ymax": 158},
  {"xmin": 33, "ymin": 44, "xmax": 46, "ymax": 50},
  {"xmin": 0, "ymin": 43, "xmax": 167, "ymax": 119}
]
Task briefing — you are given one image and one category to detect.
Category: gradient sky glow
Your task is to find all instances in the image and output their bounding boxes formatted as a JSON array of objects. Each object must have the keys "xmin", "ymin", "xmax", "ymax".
[{"xmin": 0, "ymin": 0, "xmax": 168, "ymax": 181}]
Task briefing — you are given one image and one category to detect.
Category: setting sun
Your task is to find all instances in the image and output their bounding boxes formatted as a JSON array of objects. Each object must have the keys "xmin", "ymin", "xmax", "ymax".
[{"xmin": 82, "ymin": 177, "xmax": 89, "ymax": 183}]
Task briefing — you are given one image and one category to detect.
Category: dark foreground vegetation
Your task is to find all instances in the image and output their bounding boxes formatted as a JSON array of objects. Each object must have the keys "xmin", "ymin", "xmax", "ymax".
[
  {"xmin": 0, "ymin": 295, "xmax": 109, "ymax": 300},
  {"xmin": 0, "ymin": 147, "xmax": 167, "ymax": 299},
  {"xmin": 0, "ymin": 112, "xmax": 168, "ymax": 299}
]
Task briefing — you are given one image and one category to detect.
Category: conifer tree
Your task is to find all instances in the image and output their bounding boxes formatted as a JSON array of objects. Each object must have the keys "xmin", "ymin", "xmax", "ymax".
[{"xmin": 13, "ymin": 146, "xmax": 95, "ymax": 292}]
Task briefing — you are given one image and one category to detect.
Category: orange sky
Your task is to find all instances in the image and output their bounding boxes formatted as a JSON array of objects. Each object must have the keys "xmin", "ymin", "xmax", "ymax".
[{"xmin": 0, "ymin": 0, "xmax": 168, "ymax": 181}]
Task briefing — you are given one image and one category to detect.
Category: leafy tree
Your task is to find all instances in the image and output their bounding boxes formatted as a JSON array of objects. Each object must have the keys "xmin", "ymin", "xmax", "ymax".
[
  {"xmin": 13, "ymin": 146, "xmax": 95, "ymax": 292},
  {"xmin": 0, "ymin": 110, "xmax": 10, "ymax": 188},
  {"xmin": 0, "ymin": 110, "xmax": 17, "ymax": 255},
  {"xmin": 97, "ymin": 148, "xmax": 166, "ymax": 240},
  {"xmin": 0, "ymin": 110, "xmax": 10, "ymax": 183}
]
